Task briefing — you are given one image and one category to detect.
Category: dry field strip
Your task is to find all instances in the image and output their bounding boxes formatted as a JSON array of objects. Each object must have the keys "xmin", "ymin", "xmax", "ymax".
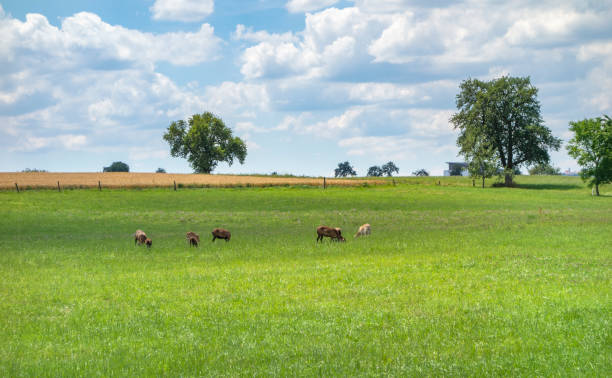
[{"xmin": 1, "ymin": 172, "xmax": 383, "ymax": 189}]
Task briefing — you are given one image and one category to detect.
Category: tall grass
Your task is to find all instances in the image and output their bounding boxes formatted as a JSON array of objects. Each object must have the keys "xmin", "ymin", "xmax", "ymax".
[{"xmin": 0, "ymin": 179, "xmax": 610, "ymax": 375}]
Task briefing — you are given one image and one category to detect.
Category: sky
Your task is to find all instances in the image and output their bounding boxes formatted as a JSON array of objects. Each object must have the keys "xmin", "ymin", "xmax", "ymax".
[{"xmin": 1, "ymin": 0, "xmax": 611, "ymax": 176}]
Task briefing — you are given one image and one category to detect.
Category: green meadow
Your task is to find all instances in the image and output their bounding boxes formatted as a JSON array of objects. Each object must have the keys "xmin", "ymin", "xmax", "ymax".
[{"xmin": 0, "ymin": 176, "xmax": 610, "ymax": 376}]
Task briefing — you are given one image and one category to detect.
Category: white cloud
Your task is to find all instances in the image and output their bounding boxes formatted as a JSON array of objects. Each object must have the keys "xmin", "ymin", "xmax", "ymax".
[
  {"xmin": 11, "ymin": 134, "xmax": 87, "ymax": 152},
  {"xmin": 0, "ymin": 11, "xmax": 222, "ymax": 69},
  {"xmin": 150, "ymin": 0, "xmax": 214, "ymax": 22},
  {"xmin": 286, "ymin": 0, "xmax": 340, "ymax": 13}
]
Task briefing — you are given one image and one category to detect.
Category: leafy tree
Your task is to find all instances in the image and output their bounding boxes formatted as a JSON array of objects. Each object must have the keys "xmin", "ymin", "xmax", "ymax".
[
  {"xmin": 528, "ymin": 163, "xmax": 561, "ymax": 175},
  {"xmin": 567, "ymin": 115, "xmax": 612, "ymax": 196},
  {"xmin": 412, "ymin": 169, "xmax": 429, "ymax": 176},
  {"xmin": 334, "ymin": 161, "xmax": 357, "ymax": 177},
  {"xmin": 367, "ymin": 166, "xmax": 383, "ymax": 177},
  {"xmin": 451, "ymin": 76, "xmax": 561, "ymax": 186},
  {"xmin": 156, "ymin": 168, "xmax": 166, "ymax": 173},
  {"xmin": 103, "ymin": 161, "xmax": 129, "ymax": 172},
  {"xmin": 163, "ymin": 112, "xmax": 247, "ymax": 174},
  {"xmin": 381, "ymin": 161, "xmax": 399, "ymax": 177}
]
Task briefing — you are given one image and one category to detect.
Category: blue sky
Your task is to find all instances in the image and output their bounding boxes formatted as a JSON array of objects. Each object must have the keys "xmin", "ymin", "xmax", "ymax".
[{"xmin": 1, "ymin": 0, "xmax": 611, "ymax": 176}]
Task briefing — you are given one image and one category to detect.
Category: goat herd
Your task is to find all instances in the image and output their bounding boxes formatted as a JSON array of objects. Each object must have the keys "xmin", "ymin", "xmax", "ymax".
[{"xmin": 133, "ymin": 223, "xmax": 372, "ymax": 248}]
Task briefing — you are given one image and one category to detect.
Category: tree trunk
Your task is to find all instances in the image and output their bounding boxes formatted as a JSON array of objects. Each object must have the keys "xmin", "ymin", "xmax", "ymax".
[
  {"xmin": 482, "ymin": 176, "xmax": 485, "ymax": 188},
  {"xmin": 596, "ymin": 183, "xmax": 600, "ymax": 196},
  {"xmin": 505, "ymin": 173, "xmax": 513, "ymax": 187}
]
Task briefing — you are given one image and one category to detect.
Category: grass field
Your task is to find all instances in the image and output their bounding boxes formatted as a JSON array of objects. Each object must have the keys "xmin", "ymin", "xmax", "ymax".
[{"xmin": 0, "ymin": 176, "xmax": 610, "ymax": 376}]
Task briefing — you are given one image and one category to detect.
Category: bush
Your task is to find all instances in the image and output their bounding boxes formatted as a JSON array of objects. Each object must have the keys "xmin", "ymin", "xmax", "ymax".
[
  {"xmin": 103, "ymin": 161, "xmax": 129, "ymax": 172},
  {"xmin": 156, "ymin": 168, "xmax": 166, "ymax": 173}
]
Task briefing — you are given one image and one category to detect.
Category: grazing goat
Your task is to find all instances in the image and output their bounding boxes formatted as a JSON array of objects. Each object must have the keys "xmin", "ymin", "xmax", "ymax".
[
  {"xmin": 134, "ymin": 229, "xmax": 147, "ymax": 245},
  {"xmin": 354, "ymin": 223, "xmax": 371, "ymax": 238},
  {"xmin": 188, "ymin": 236, "xmax": 199, "ymax": 247},
  {"xmin": 186, "ymin": 231, "xmax": 200, "ymax": 244},
  {"xmin": 212, "ymin": 228, "xmax": 231, "ymax": 242},
  {"xmin": 145, "ymin": 238, "xmax": 152, "ymax": 248},
  {"xmin": 316, "ymin": 225, "xmax": 346, "ymax": 242}
]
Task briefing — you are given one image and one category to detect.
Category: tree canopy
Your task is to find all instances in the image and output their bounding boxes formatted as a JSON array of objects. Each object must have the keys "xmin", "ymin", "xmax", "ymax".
[
  {"xmin": 163, "ymin": 112, "xmax": 247, "ymax": 174},
  {"xmin": 567, "ymin": 115, "xmax": 612, "ymax": 196},
  {"xmin": 334, "ymin": 161, "xmax": 357, "ymax": 177},
  {"xmin": 381, "ymin": 161, "xmax": 399, "ymax": 177},
  {"xmin": 528, "ymin": 163, "xmax": 561, "ymax": 176},
  {"xmin": 103, "ymin": 161, "xmax": 129, "ymax": 172},
  {"xmin": 450, "ymin": 76, "xmax": 561, "ymax": 186},
  {"xmin": 412, "ymin": 169, "xmax": 429, "ymax": 176},
  {"xmin": 367, "ymin": 166, "xmax": 383, "ymax": 177}
]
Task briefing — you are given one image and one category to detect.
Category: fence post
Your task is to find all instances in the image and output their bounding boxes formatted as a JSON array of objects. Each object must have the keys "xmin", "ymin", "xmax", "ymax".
[
  {"xmin": 392, "ymin": 178, "xmax": 396, "ymax": 186},
  {"xmin": 174, "ymin": 180, "xmax": 177, "ymax": 191},
  {"xmin": 472, "ymin": 179, "xmax": 475, "ymax": 187},
  {"xmin": 57, "ymin": 181, "xmax": 61, "ymax": 192},
  {"xmin": 15, "ymin": 183, "xmax": 19, "ymax": 193},
  {"xmin": 323, "ymin": 177, "xmax": 326, "ymax": 189},
  {"xmin": 438, "ymin": 180, "xmax": 441, "ymax": 186},
  {"xmin": 98, "ymin": 181, "xmax": 102, "ymax": 191}
]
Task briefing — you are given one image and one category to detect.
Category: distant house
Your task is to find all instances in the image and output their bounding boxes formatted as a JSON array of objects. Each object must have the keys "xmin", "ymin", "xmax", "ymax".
[
  {"xmin": 562, "ymin": 169, "xmax": 579, "ymax": 176},
  {"xmin": 444, "ymin": 162, "xmax": 469, "ymax": 176}
]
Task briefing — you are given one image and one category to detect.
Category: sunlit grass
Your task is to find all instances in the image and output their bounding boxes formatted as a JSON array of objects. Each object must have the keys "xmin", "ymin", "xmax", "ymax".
[{"xmin": 0, "ymin": 178, "xmax": 610, "ymax": 375}]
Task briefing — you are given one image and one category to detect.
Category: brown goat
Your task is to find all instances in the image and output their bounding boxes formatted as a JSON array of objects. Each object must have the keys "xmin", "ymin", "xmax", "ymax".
[
  {"xmin": 134, "ymin": 229, "xmax": 147, "ymax": 245},
  {"xmin": 186, "ymin": 231, "xmax": 200, "ymax": 244},
  {"xmin": 188, "ymin": 236, "xmax": 199, "ymax": 247},
  {"xmin": 145, "ymin": 238, "xmax": 152, "ymax": 248},
  {"xmin": 211, "ymin": 228, "xmax": 231, "ymax": 242},
  {"xmin": 354, "ymin": 223, "xmax": 371, "ymax": 238},
  {"xmin": 316, "ymin": 225, "xmax": 346, "ymax": 242}
]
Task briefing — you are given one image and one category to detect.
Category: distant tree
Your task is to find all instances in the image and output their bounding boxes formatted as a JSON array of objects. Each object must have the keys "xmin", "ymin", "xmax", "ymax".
[
  {"xmin": 412, "ymin": 169, "xmax": 429, "ymax": 176},
  {"xmin": 271, "ymin": 171, "xmax": 278, "ymax": 176},
  {"xmin": 22, "ymin": 168, "xmax": 48, "ymax": 172},
  {"xmin": 156, "ymin": 168, "xmax": 166, "ymax": 173},
  {"xmin": 334, "ymin": 161, "xmax": 357, "ymax": 177},
  {"xmin": 381, "ymin": 161, "xmax": 399, "ymax": 177},
  {"xmin": 528, "ymin": 163, "xmax": 561, "ymax": 175},
  {"xmin": 451, "ymin": 76, "xmax": 561, "ymax": 186},
  {"xmin": 567, "ymin": 115, "xmax": 612, "ymax": 196},
  {"xmin": 103, "ymin": 161, "xmax": 129, "ymax": 172},
  {"xmin": 367, "ymin": 165, "xmax": 383, "ymax": 177},
  {"xmin": 163, "ymin": 112, "xmax": 247, "ymax": 174}
]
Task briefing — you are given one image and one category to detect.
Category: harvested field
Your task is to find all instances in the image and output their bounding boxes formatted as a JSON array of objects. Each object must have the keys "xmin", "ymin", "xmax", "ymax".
[{"xmin": 0, "ymin": 172, "xmax": 382, "ymax": 189}]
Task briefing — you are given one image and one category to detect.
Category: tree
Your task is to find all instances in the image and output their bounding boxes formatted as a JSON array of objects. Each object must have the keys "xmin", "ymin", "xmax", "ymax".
[
  {"xmin": 451, "ymin": 76, "xmax": 561, "ymax": 186},
  {"xmin": 367, "ymin": 166, "xmax": 383, "ymax": 177},
  {"xmin": 103, "ymin": 161, "xmax": 129, "ymax": 172},
  {"xmin": 567, "ymin": 115, "xmax": 612, "ymax": 196},
  {"xmin": 528, "ymin": 163, "xmax": 561, "ymax": 175},
  {"xmin": 163, "ymin": 112, "xmax": 247, "ymax": 174},
  {"xmin": 335, "ymin": 161, "xmax": 357, "ymax": 177},
  {"xmin": 412, "ymin": 169, "xmax": 429, "ymax": 176},
  {"xmin": 156, "ymin": 168, "xmax": 166, "ymax": 173},
  {"xmin": 381, "ymin": 161, "xmax": 399, "ymax": 177}
]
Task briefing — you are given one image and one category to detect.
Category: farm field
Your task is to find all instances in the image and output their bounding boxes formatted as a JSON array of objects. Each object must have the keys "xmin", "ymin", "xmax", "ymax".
[
  {"xmin": 0, "ymin": 177, "xmax": 610, "ymax": 376},
  {"xmin": 0, "ymin": 172, "xmax": 380, "ymax": 190}
]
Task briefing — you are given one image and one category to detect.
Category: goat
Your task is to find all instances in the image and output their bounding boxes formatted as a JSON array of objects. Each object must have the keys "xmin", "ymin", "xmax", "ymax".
[
  {"xmin": 316, "ymin": 225, "xmax": 346, "ymax": 242},
  {"xmin": 212, "ymin": 228, "xmax": 231, "ymax": 242},
  {"xmin": 145, "ymin": 238, "xmax": 152, "ymax": 248},
  {"xmin": 186, "ymin": 231, "xmax": 200, "ymax": 244},
  {"xmin": 188, "ymin": 236, "xmax": 199, "ymax": 247},
  {"xmin": 134, "ymin": 229, "xmax": 147, "ymax": 245},
  {"xmin": 354, "ymin": 223, "xmax": 371, "ymax": 238}
]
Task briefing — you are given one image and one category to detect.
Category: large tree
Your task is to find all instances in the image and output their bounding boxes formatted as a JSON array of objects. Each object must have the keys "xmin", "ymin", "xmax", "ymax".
[
  {"xmin": 567, "ymin": 115, "xmax": 612, "ymax": 196},
  {"xmin": 163, "ymin": 112, "xmax": 247, "ymax": 174},
  {"xmin": 334, "ymin": 161, "xmax": 357, "ymax": 177},
  {"xmin": 381, "ymin": 161, "xmax": 399, "ymax": 177},
  {"xmin": 103, "ymin": 161, "xmax": 129, "ymax": 172},
  {"xmin": 367, "ymin": 165, "xmax": 383, "ymax": 177},
  {"xmin": 451, "ymin": 76, "xmax": 561, "ymax": 186}
]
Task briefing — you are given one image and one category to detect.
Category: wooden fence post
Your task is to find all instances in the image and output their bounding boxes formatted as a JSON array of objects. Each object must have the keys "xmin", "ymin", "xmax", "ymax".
[
  {"xmin": 472, "ymin": 179, "xmax": 475, "ymax": 187},
  {"xmin": 57, "ymin": 181, "xmax": 61, "ymax": 192},
  {"xmin": 98, "ymin": 181, "xmax": 102, "ymax": 191},
  {"xmin": 392, "ymin": 178, "xmax": 395, "ymax": 186},
  {"xmin": 323, "ymin": 177, "xmax": 326, "ymax": 189},
  {"xmin": 174, "ymin": 180, "xmax": 177, "ymax": 191},
  {"xmin": 15, "ymin": 183, "xmax": 19, "ymax": 193}
]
